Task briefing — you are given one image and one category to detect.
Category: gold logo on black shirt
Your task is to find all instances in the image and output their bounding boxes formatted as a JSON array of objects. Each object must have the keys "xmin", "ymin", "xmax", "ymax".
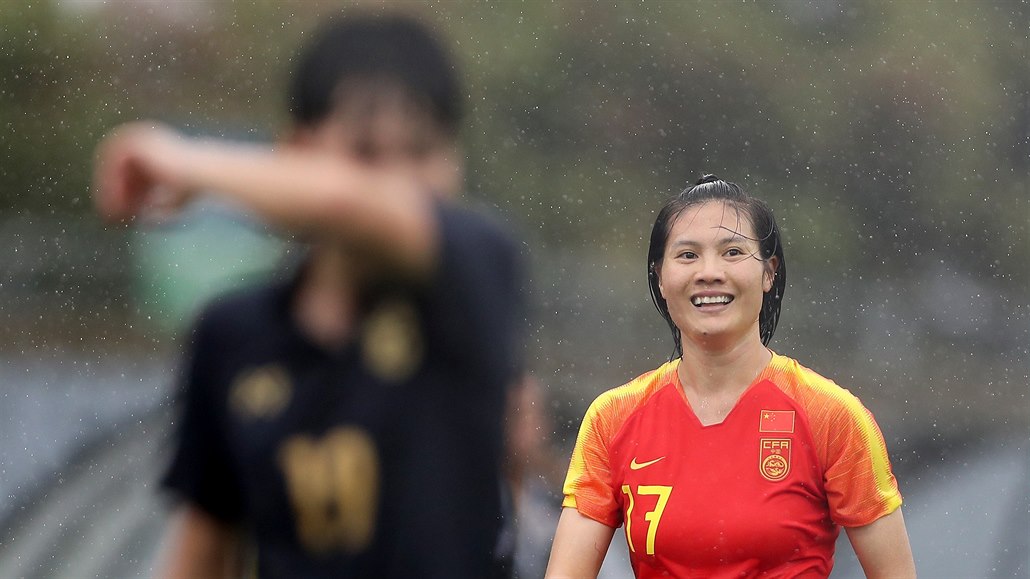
[
  {"xmin": 279, "ymin": 427, "xmax": 380, "ymax": 553},
  {"xmin": 361, "ymin": 299, "xmax": 423, "ymax": 382},
  {"xmin": 229, "ymin": 365, "xmax": 292, "ymax": 419}
]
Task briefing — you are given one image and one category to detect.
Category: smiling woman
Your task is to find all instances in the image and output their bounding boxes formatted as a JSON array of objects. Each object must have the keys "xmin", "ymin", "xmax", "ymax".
[
  {"xmin": 647, "ymin": 175, "xmax": 785, "ymax": 358},
  {"xmin": 651, "ymin": 194, "xmax": 779, "ymax": 363},
  {"xmin": 545, "ymin": 176, "xmax": 916, "ymax": 579}
]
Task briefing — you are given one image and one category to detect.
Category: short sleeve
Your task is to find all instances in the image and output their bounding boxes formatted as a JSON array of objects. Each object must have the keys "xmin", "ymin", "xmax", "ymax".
[
  {"xmin": 421, "ymin": 203, "xmax": 526, "ymax": 384},
  {"xmin": 821, "ymin": 396, "xmax": 902, "ymax": 527},
  {"xmin": 561, "ymin": 397, "xmax": 622, "ymax": 528},
  {"xmin": 161, "ymin": 315, "xmax": 245, "ymax": 524}
]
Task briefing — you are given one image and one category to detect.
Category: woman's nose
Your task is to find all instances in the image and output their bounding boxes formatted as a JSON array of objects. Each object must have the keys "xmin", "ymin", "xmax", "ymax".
[{"xmin": 695, "ymin": 255, "xmax": 725, "ymax": 283}]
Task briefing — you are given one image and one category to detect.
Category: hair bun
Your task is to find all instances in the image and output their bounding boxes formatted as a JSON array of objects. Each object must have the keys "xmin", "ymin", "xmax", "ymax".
[{"xmin": 695, "ymin": 174, "xmax": 720, "ymax": 185}]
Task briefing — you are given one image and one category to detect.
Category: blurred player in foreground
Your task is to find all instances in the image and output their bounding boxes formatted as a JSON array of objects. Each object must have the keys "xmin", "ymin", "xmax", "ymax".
[
  {"xmin": 92, "ymin": 14, "xmax": 525, "ymax": 578},
  {"xmin": 545, "ymin": 175, "xmax": 914, "ymax": 578}
]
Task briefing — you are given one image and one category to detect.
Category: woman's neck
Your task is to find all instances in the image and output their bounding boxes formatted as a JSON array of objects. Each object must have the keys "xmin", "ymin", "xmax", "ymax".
[
  {"xmin": 677, "ymin": 336, "xmax": 772, "ymax": 425},
  {"xmin": 292, "ymin": 246, "xmax": 359, "ymax": 350}
]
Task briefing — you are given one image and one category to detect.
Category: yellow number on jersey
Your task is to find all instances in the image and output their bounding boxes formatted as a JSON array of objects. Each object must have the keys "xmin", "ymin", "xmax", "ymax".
[
  {"xmin": 637, "ymin": 485, "xmax": 672, "ymax": 555},
  {"xmin": 622, "ymin": 485, "xmax": 673, "ymax": 555},
  {"xmin": 279, "ymin": 427, "xmax": 380, "ymax": 553},
  {"xmin": 621, "ymin": 485, "xmax": 637, "ymax": 553}
]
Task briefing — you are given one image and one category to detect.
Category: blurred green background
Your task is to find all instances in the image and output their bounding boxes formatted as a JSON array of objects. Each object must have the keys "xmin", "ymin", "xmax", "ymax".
[{"xmin": 1, "ymin": 0, "xmax": 1026, "ymax": 479}]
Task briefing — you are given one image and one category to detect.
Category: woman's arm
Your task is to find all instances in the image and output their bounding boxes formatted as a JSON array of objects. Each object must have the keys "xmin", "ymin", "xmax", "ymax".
[
  {"xmin": 92, "ymin": 122, "xmax": 440, "ymax": 277},
  {"xmin": 158, "ymin": 504, "xmax": 241, "ymax": 579},
  {"xmin": 544, "ymin": 507, "xmax": 616, "ymax": 579},
  {"xmin": 845, "ymin": 507, "xmax": 916, "ymax": 578}
]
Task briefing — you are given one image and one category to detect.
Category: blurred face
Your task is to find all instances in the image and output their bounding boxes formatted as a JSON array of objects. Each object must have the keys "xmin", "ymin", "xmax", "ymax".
[
  {"xmin": 657, "ymin": 201, "xmax": 777, "ymax": 351},
  {"xmin": 294, "ymin": 83, "xmax": 461, "ymax": 198}
]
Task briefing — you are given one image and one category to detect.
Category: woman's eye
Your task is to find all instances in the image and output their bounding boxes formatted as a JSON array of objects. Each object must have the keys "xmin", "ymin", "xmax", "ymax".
[
  {"xmin": 726, "ymin": 248, "xmax": 743, "ymax": 257},
  {"xmin": 678, "ymin": 251, "xmax": 696, "ymax": 259}
]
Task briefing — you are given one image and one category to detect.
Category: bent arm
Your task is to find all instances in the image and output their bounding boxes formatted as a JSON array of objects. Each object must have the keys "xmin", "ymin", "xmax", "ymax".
[
  {"xmin": 93, "ymin": 123, "xmax": 439, "ymax": 277},
  {"xmin": 545, "ymin": 507, "xmax": 616, "ymax": 579},
  {"xmin": 845, "ymin": 507, "xmax": 916, "ymax": 579},
  {"xmin": 158, "ymin": 504, "xmax": 241, "ymax": 579}
]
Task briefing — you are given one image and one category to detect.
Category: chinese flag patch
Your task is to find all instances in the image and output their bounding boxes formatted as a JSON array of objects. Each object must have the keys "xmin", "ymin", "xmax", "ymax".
[{"xmin": 759, "ymin": 409, "xmax": 795, "ymax": 433}]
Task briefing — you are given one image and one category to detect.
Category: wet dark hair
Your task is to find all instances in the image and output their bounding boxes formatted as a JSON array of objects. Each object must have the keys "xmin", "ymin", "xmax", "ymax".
[
  {"xmin": 647, "ymin": 174, "xmax": 787, "ymax": 358},
  {"xmin": 288, "ymin": 15, "xmax": 462, "ymax": 135}
]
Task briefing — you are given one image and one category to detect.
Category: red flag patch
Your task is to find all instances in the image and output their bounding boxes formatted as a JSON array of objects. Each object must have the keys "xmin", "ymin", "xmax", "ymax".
[{"xmin": 759, "ymin": 409, "xmax": 795, "ymax": 433}]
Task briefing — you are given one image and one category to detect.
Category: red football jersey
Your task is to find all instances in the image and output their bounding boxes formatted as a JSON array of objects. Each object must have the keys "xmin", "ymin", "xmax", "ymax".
[{"xmin": 562, "ymin": 353, "xmax": 902, "ymax": 578}]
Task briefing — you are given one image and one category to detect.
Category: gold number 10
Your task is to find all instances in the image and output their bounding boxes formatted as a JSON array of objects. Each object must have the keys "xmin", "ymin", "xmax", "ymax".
[{"xmin": 621, "ymin": 484, "xmax": 672, "ymax": 555}]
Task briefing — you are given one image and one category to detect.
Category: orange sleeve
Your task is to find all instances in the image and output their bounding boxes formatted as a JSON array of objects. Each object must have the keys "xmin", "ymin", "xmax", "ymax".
[
  {"xmin": 560, "ymin": 363, "xmax": 674, "ymax": 528},
  {"xmin": 781, "ymin": 359, "xmax": 903, "ymax": 527},
  {"xmin": 561, "ymin": 393, "xmax": 622, "ymax": 528},
  {"xmin": 820, "ymin": 391, "xmax": 902, "ymax": 527}
]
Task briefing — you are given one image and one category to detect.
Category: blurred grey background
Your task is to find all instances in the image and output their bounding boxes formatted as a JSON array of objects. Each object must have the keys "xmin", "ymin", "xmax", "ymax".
[{"xmin": 0, "ymin": 1, "xmax": 1026, "ymax": 578}]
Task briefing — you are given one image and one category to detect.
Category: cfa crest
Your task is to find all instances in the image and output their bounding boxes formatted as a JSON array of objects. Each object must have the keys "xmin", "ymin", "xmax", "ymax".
[
  {"xmin": 230, "ymin": 365, "xmax": 292, "ymax": 419},
  {"xmin": 361, "ymin": 299, "xmax": 423, "ymax": 383},
  {"xmin": 759, "ymin": 438, "xmax": 791, "ymax": 482}
]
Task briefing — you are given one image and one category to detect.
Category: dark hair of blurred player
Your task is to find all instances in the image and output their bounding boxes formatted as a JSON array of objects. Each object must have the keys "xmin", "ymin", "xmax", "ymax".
[{"xmin": 289, "ymin": 16, "xmax": 462, "ymax": 136}]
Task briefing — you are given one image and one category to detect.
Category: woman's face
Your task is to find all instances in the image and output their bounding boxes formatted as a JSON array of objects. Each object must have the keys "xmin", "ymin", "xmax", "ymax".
[
  {"xmin": 657, "ymin": 201, "xmax": 777, "ymax": 351},
  {"xmin": 292, "ymin": 87, "xmax": 462, "ymax": 199}
]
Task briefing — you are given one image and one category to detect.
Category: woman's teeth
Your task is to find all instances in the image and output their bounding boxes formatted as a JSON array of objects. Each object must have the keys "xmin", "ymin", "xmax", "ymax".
[{"xmin": 692, "ymin": 295, "xmax": 732, "ymax": 306}]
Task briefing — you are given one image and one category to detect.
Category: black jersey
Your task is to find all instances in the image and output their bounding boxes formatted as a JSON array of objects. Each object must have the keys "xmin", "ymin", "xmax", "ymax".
[{"xmin": 162, "ymin": 204, "xmax": 525, "ymax": 578}]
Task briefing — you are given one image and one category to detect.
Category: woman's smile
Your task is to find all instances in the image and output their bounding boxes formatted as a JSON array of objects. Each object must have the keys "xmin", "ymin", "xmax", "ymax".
[{"xmin": 690, "ymin": 292, "xmax": 734, "ymax": 308}]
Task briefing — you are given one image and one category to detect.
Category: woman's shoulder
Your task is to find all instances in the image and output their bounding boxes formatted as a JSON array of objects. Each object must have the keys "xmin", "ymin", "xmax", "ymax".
[
  {"xmin": 767, "ymin": 353, "xmax": 865, "ymax": 413},
  {"xmin": 584, "ymin": 359, "xmax": 680, "ymax": 421},
  {"xmin": 769, "ymin": 353, "xmax": 837, "ymax": 385}
]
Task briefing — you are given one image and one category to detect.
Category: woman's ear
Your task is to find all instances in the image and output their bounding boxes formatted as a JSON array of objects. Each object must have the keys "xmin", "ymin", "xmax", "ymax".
[
  {"xmin": 763, "ymin": 256, "xmax": 779, "ymax": 293},
  {"xmin": 653, "ymin": 263, "xmax": 666, "ymax": 298}
]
